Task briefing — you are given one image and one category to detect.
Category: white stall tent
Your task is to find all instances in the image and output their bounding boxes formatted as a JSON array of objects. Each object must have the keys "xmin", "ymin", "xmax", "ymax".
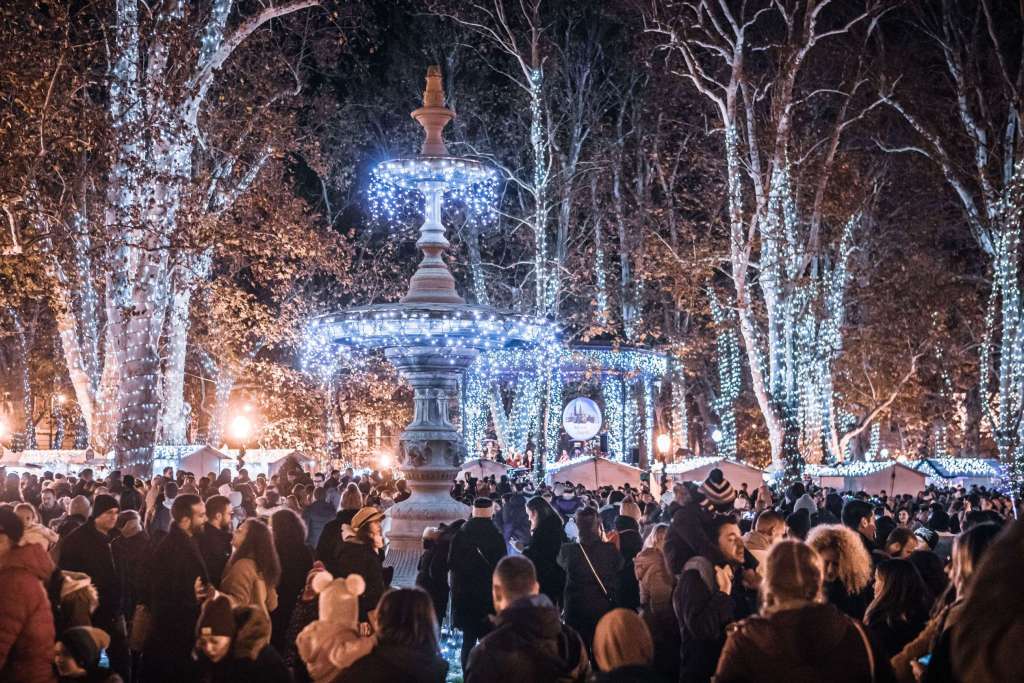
[
  {"xmin": 545, "ymin": 456, "xmax": 644, "ymax": 490},
  {"xmin": 267, "ymin": 451, "xmax": 316, "ymax": 477},
  {"xmin": 176, "ymin": 445, "xmax": 231, "ymax": 475},
  {"xmin": 663, "ymin": 457, "xmax": 767, "ymax": 493},
  {"xmin": 459, "ymin": 458, "xmax": 511, "ymax": 481},
  {"xmin": 807, "ymin": 461, "xmax": 927, "ymax": 497}
]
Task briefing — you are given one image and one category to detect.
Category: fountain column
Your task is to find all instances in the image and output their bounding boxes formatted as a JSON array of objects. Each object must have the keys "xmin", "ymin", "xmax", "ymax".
[{"xmin": 383, "ymin": 68, "xmax": 472, "ymax": 584}]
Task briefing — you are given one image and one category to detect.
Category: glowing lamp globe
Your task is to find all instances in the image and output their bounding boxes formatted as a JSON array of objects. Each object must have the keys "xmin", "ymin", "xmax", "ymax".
[
  {"xmin": 711, "ymin": 429, "xmax": 724, "ymax": 444},
  {"xmin": 231, "ymin": 416, "xmax": 252, "ymax": 441},
  {"xmin": 656, "ymin": 433, "xmax": 671, "ymax": 455}
]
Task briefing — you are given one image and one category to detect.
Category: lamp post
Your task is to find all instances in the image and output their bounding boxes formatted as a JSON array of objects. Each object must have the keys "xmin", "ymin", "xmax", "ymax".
[{"xmin": 231, "ymin": 415, "xmax": 253, "ymax": 471}]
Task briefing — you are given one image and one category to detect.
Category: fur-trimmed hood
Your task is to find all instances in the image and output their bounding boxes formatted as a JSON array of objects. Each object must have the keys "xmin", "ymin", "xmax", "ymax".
[{"xmin": 231, "ymin": 605, "xmax": 272, "ymax": 660}]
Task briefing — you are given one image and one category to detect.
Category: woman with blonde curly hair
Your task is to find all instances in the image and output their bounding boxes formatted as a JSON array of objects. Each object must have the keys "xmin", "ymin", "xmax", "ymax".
[
  {"xmin": 715, "ymin": 540, "xmax": 893, "ymax": 683},
  {"xmin": 806, "ymin": 524, "xmax": 873, "ymax": 619}
]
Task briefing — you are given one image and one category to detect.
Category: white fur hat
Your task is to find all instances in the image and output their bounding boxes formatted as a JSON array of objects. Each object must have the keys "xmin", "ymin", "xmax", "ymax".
[{"xmin": 316, "ymin": 574, "xmax": 366, "ymax": 626}]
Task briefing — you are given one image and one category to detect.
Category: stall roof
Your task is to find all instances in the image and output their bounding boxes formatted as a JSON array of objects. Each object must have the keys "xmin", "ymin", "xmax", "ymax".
[
  {"xmin": 545, "ymin": 456, "xmax": 644, "ymax": 490},
  {"xmin": 912, "ymin": 458, "xmax": 1001, "ymax": 479}
]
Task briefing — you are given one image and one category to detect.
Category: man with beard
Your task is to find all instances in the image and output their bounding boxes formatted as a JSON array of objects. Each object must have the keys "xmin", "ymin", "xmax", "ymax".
[
  {"xmin": 142, "ymin": 494, "xmax": 210, "ymax": 683},
  {"xmin": 196, "ymin": 495, "xmax": 233, "ymax": 588}
]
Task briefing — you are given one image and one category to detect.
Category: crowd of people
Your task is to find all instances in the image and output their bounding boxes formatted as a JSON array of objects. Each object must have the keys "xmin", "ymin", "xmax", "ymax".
[{"xmin": 0, "ymin": 457, "xmax": 1021, "ymax": 683}]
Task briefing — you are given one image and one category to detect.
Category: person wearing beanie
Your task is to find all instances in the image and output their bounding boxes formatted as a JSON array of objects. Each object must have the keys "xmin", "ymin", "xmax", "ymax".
[
  {"xmin": 325, "ymin": 507, "xmax": 389, "ymax": 623},
  {"xmin": 57, "ymin": 495, "xmax": 92, "ymax": 539},
  {"xmin": 449, "ymin": 497, "xmax": 507, "ymax": 668},
  {"xmin": 55, "ymin": 626, "xmax": 118, "ymax": 682},
  {"xmin": 296, "ymin": 574, "xmax": 375, "ymax": 683},
  {"xmin": 792, "ymin": 492, "xmax": 817, "ymax": 521},
  {"xmin": 592, "ymin": 608, "xmax": 661, "ymax": 682},
  {"xmin": 194, "ymin": 596, "xmax": 291, "ymax": 683},
  {"xmin": 714, "ymin": 540, "xmax": 893, "ymax": 683},
  {"xmin": 0, "ymin": 507, "xmax": 57, "ymax": 683},
  {"xmin": 699, "ymin": 469, "xmax": 737, "ymax": 513},
  {"xmin": 58, "ymin": 494, "xmax": 129, "ymax": 680}
]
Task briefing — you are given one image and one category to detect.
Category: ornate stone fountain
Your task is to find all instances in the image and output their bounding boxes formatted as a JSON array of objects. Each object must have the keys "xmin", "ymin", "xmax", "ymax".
[{"xmin": 307, "ymin": 67, "xmax": 555, "ymax": 584}]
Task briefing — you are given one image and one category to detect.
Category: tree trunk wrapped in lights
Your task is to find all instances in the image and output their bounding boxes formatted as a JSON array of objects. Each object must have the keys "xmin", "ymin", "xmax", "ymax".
[{"xmin": 981, "ymin": 161, "xmax": 1024, "ymax": 495}]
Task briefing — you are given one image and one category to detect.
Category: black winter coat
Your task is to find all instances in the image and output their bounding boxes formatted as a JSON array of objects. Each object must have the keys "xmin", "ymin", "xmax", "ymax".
[
  {"xmin": 557, "ymin": 539, "xmax": 623, "ymax": 647},
  {"xmin": 334, "ymin": 642, "xmax": 448, "ymax": 683},
  {"xmin": 522, "ymin": 515, "xmax": 568, "ymax": 607},
  {"xmin": 448, "ymin": 517, "xmax": 506, "ymax": 630},
  {"xmin": 314, "ymin": 509, "xmax": 356, "ymax": 565},
  {"xmin": 196, "ymin": 523, "xmax": 233, "ymax": 588},
  {"xmin": 324, "ymin": 540, "xmax": 386, "ymax": 622},
  {"xmin": 464, "ymin": 594, "xmax": 589, "ymax": 683},
  {"xmin": 58, "ymin": 520, "xmax": 122, "ymax": 630},
  {"xmin": 143, "ymin": 526, "xmax": 209, "ymax": 659},
  {"xmin": 672, "ymin": 557, "xmax": 754, "ymax": 683},
  {"xmin": 110, "ymin": 529, "xmax": 149, "ymax": 619},
  {"xmin": 270, "ymin": 541, "xmax": 313, "ymax": 652},
  {"xmin": 415, "ymin": 519, "xmax": 464, "ymax": 623},
  {"xmin": 615, "ymin": 522, "xmax": 643, "ymax": 610}
]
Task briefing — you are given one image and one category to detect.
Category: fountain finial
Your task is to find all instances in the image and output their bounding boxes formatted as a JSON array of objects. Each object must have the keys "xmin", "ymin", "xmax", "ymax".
[{"xmin": 412, "ymin": 65, "xmax": 454, "ymax": 156}]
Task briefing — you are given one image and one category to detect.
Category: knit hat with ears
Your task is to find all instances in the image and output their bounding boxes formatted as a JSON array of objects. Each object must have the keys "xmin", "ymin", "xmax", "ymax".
[{"xmin": 314, "ymin": 573, "xmax": 366, "ymax": 627}]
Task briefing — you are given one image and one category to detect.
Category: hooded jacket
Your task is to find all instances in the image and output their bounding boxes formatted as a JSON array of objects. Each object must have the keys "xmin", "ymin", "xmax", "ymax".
[
  {"xmin": 295, "ymin": 620, "xmax": 374, "ymax": 683},
  {"xmin": 0, "ymin": 543, "xmax": 57, "ymax": 683},
  {"xmin": 634, "ymin": 547, "xmax": 674, "ymax": 619},
  {"xmin": 464, "ymin": 594, "xmax": 590, "ymax": 683},
  {"xmin": 195, "ymin": 606, "xmax": 291, "ymax": 683},
  {"xmin": 714, "ymin": 602, "xmax": 895, "ymax": 683}
]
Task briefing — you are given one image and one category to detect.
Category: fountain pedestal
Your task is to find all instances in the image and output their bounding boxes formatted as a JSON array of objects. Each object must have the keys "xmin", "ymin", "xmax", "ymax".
[{"xmin": 383, "ymin": 346, "xmax": 475, "ymax": 584}]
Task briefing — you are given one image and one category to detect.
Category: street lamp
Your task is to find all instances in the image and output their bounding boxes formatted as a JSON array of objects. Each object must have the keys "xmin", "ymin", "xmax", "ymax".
[
  {"xmin": 711, "ymin": 428, "xmax": 723, "ymax": 444},
  {"xmin": 231, "ymin": 415, "xmax": 253, "ymax": 470},
  {"xmin": 656, "ymin": 433, "xmax": 671, "ymax": 458}
]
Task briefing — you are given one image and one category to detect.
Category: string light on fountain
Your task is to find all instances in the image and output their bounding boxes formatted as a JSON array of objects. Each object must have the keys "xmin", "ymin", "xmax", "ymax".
[
  {"xmin": 368, "ymin": 66, "xmax": 498, "ymax": 228},
  {"xmin": 302, "ymin": 66, "xmax": 562, "ymax": 584}
]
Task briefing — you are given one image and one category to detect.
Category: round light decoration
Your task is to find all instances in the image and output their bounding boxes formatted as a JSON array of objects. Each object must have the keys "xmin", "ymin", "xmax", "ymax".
[{"xmin": 562, "ymin": 397, "xmax": 602, "ymax": 441}]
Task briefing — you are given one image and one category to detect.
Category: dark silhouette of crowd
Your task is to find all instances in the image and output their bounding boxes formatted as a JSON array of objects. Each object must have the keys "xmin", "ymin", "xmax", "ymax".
[{"xmin": 0, "ymin": 458, "xmax": 1022, "ymax": 683}]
